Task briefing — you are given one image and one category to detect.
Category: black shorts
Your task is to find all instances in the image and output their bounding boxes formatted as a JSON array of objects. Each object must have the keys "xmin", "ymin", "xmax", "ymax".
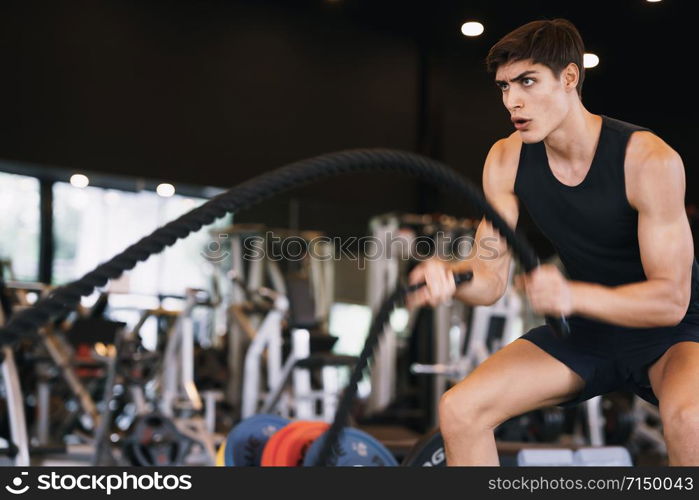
[{"xmin": 520, "ymin": 314, "xmax": 699, "ymax": 408}]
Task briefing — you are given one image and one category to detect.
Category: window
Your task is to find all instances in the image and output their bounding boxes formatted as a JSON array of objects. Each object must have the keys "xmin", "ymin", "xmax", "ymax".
[
  {"xmin": 53, "ymin": 183, "xmax": 231, "ymax": 296},
  {"xmin": 0, "ymin": 172, "xmax": 40, "ymax": 281},
  {"xmin": 328, "ymin": 302, "xmax": 373, "ymax": 397}
]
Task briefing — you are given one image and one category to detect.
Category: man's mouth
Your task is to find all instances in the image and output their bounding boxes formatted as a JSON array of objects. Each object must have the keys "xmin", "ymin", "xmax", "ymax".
[{"xmin": 512, "ymin": 117, "xmax": 531, "ymax": 130}]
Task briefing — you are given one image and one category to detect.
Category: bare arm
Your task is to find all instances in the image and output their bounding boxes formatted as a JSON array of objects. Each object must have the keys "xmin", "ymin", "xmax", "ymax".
[
  {"xmin": 452, "ymin": 136, "xmax": 520, "ymax": 306},
  {"xmin": 407, "ymin": 135, "xmax": 521, "ymax": 309},
  {"xmin": 570, "ymin": 132, "xmax": 693, "ymax": 327}
]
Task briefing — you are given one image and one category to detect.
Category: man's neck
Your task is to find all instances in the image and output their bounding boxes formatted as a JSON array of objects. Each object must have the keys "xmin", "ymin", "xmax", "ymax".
[{"xmin": 544, "ymin": 105, "xmax": 602, "ymax": 167}]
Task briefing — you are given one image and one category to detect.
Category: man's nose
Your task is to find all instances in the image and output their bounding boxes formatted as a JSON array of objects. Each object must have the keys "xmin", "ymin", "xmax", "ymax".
[{"xmin": 504, "ymin": 90, "xmax": 523, "ymax": 112}]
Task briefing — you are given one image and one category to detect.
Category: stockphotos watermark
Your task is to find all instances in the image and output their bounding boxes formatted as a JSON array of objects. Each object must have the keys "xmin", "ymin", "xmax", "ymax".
[
  {"xmin": 4, "ymin": 471, "xmax": 192, "ymax": 496},
  {"xmin": 200, "ymin": 231, "xmax": 501, "ymax": 268}
]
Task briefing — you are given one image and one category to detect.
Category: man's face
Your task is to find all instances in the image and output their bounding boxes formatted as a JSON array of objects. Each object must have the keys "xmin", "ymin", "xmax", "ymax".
[{"xmin": 494, "ymin": 59, "xmax": 571, "ymax": 143}]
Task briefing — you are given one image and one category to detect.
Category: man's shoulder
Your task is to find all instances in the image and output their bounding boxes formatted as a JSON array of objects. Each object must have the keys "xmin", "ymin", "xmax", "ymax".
[
  {"xmin": 624, "ymin": 129, "xmax": 684, "ymax": 209},
  {"xmin": 483, "ymin": 133, "xmax": 522, "ymax": 196},
  {"xmin": 487, "ymin": 132, "xmax": 522, "ymax": 170},
  {"xmin": 603, "ymin": 114, "xmax": 651, "ymax": 135},
  {"xmin": 625, "ymin": 130, "xmax": 681, "ymax": 173},
  {"xmin": 605, "ymin": 113, "xmax": 676, "ymax": 162}
]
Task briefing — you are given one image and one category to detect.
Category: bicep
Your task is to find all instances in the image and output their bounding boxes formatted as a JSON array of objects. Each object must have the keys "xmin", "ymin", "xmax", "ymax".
[
  {"xmin": 637, "ymin": 204, "xmax": 693, "ymax": 285},
  {"xmin": 633, "ymin": 149, "xmax": 693, "ymax": 285}
]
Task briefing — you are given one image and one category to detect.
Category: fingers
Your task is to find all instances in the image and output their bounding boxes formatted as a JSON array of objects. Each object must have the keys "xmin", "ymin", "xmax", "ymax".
[
  {"xmin": 406, "ymin": 264, "xmax": 429, "ymax": 310},
  {"xmin": 520, "ymin": 265, "xmax": 572, "ymax": 316},
  {"xmin": 427, "ymin": 261, "xmax": 456, "ymax": 307},
  {"xmin": 406, "ymin": 260, "xmax": 456, "ymax": 310}
]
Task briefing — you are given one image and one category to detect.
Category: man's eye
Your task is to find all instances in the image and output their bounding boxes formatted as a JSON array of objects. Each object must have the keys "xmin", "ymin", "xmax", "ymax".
[
  {"xmin": 522, "ymin": 78, "xmax": 535, "ymax": 86},
  {"xmin": 498, "ymin": 83, "xmax": 509, "ymax": 91}
]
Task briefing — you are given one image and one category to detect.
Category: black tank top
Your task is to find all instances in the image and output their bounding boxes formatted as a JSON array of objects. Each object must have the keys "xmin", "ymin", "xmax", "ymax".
[{"xmin": 514, "ymin": 114, "xmax": 699, "ymax": 318}]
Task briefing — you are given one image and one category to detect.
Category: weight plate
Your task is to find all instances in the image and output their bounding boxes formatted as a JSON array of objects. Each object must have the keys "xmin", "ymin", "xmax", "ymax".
[
  {"xmin": 215, "ymin": 441, "xmax": 226, "ymax": 466},
  {"xmin": 124, "ymin": 413, "xmax": 191, "ymax": 466},
  {"xmin": 303, "ymin": 428, "xmax": 398, "ymax": 467},
  {"xmin": 261, "ymin": 421, "xmax": 328, "ymax": 466},
  {"xmin": 401, "ymin": 428, "xmax": 445, "ymax": 467},
  {"xmin": 224, "ymin": 414, "xmax": 290, "ymax": 466}
]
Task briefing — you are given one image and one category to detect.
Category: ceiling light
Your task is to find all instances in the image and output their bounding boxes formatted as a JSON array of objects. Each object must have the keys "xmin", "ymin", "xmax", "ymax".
[
  {"xmin": 461, "ymin": 22, "xmax": 484, "ymax": 37},
  {"xmin": 156, "ymin": 183, "xmax": 175, "ymax": 197},
  {"xmin": 583, "ymin": 53, "xmax": 599, "ymax": 69},
  {"xmin": 70, "ymin": 174, "xmax": 89, "ymax": 188}
]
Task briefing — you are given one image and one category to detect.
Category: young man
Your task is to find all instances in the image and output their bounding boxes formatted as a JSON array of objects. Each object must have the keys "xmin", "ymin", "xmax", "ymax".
[{"xmin": 408, "ymin": 19, "xmax": 699, "ymax": 466}]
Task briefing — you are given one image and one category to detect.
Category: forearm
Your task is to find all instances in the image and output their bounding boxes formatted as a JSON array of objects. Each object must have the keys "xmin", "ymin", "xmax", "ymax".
[
  {"xmin": 450, "ymin": 261, "xmax": 505, "ymax": 306},
  {"xmin": 571, "ymin": 279, "xmax": 689, "ymax": 327}
]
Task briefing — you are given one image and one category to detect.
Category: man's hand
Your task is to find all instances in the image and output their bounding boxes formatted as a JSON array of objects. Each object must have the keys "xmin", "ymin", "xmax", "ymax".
[
  {"xmin": 406, "ymin": 259, "xmax": 457, "ymax": 309},
  {"xmin": 519, "ymin": 265, "xmax": 574, "ymax": 316}
]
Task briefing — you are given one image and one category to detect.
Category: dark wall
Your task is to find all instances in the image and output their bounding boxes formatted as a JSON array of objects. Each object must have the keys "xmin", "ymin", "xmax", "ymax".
[
  {"xmin": 1, "ymin": 0, "xmax": 696, "ymax": 241},
  {"xmin": 0, "ymin": 0, "xmax": 420, "ymax": 236}
]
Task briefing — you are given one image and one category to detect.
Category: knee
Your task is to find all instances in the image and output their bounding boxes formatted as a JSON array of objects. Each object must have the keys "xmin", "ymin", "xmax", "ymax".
[
  {"xmin": 660, "ymin": 400, "xmax": 699, "ymax": 435},
  {"xmin": 438, "ymin": 383, "xmax": 500, "ymax": 435}
]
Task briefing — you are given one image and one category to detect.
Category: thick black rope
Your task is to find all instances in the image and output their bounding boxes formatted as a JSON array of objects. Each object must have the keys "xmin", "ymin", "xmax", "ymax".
[
  {"xmin": 0, "ymin": 149, "xmax": 559, "ymax": 346},
  {"xmin": 0, "ymin": 149, "xmax": 569, "ymax": 463},
  {"xmin": 314, "ymin": 287, "xmax": 405, "ymax": 466},
  {"xmin": 312, "ymin": 273, "xmax": 473, "ymax": 466}
]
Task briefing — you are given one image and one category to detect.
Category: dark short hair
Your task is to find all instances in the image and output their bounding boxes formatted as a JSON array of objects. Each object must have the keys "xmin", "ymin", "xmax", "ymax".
[{"xmin": 486, "ymin": 19, "xmax": 585, "ymax": 97}]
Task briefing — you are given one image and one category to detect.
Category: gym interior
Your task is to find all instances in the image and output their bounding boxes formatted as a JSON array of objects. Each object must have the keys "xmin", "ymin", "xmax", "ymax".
[{"xmin": 0, "ymin": 0, "xmax": 697, "ymax": 468}]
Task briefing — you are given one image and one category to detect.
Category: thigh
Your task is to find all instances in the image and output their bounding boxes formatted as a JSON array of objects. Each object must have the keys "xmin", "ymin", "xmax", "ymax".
[
  {"xmin": 648, "ymin": 341, "xmax": 699, "ymax": 404},
  {"xmin": 451, "ymin": 336, "xmax": 586, "ymax": 421}
]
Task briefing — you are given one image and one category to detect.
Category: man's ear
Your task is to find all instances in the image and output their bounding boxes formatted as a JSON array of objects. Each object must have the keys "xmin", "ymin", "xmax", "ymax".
[{"xmin": 562, "ymin": 62, "xmax": 579, "ymax": 92}]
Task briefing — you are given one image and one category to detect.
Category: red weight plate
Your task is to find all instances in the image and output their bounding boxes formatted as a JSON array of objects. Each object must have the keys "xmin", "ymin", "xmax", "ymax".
[{"xmin": 261, "ymin": 421, "xmax": 329, "ymax": 466}]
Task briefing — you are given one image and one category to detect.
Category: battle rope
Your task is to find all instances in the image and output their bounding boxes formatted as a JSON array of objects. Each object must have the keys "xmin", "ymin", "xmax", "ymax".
[
  {"xmin": 0, "ymin": 149, "xmax": 566, "ymax": 346},
  {"xmin": 0, "ymin": 149, "xmax": 570, "ymax": 462},
  {"xmin": 312, "ymin": 271, "xmax": 473, "ymax": 466}
]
